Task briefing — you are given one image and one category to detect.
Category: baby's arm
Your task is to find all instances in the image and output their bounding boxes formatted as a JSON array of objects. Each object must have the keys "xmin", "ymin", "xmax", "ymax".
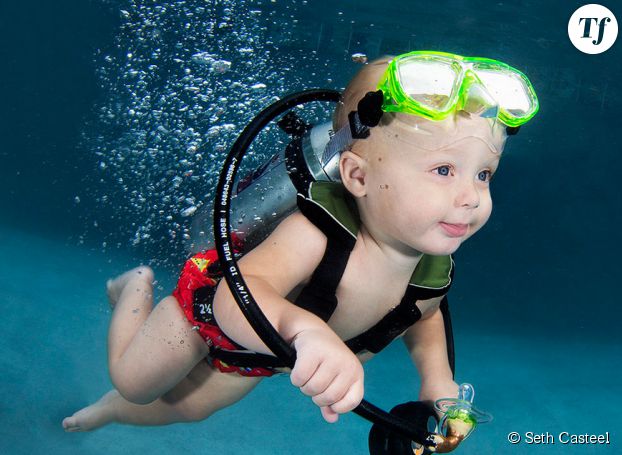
[
  {"xmin": 212, "ymin": 210, "xmax": 329, "ymax": 351},
  {"xmin": 402, "ymin": 298, "xmax": 458, "ymax": 408},
  {"xmin": 212, "ymin": 211, "xmax": 364, "ymax": 422}
]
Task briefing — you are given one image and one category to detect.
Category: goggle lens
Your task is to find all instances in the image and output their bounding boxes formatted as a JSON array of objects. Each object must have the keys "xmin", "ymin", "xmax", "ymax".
[
  {"xmin": 473, "ymin": 67, "xmax": 533, "ymax": 117},
  {"xmin": 397, "ymin": 57, "xmax": 457, "ymax": 111}
]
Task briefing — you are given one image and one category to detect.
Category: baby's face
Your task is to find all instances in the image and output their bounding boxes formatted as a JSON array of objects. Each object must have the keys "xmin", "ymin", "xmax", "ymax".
[{"xmin": 360, "ymin": 115, "xmax": 502, "ymax": 256}]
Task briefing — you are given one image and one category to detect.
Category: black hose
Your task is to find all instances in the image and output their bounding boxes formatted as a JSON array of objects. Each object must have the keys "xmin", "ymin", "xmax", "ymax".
[
  {"xmin": 214, "ymin": 89, "xmax": 340, "ymax": 362},
  {"xmin": 213, "ymin": 89, "xmax": 437, "ymax": 449}
]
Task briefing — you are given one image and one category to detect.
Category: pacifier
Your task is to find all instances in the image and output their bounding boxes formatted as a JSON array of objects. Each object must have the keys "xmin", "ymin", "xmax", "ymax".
[
  {"xmin": 368, "ymin": 383, "xmax": 493, "ymax": 454},
  {"xmin": 433, "ymin": 383, "xmax": 493, "ymax": 448}
]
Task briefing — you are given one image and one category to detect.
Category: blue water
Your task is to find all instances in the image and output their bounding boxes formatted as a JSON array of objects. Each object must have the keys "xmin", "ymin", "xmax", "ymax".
[{"xmin": 1, "ymin": 0, "xmax": 621, "ymax": 454}]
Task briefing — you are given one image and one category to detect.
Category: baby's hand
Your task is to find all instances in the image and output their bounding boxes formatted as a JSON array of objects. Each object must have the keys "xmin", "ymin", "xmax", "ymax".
[
  {"xmin": 290, "ymin": 327, "xmax": 364, "ymax": 423},
  {"xmin": 419, "ymin": 378, "xmax": 459, "ymax": 420}
]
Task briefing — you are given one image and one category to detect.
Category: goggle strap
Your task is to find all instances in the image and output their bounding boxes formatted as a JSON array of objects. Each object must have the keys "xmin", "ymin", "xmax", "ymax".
[
  {"xmin": 321, "ymin": 122, "xmax": 354, "ymax": 165},
  {"xmin": 321, "ymin": 91, "xmax": 383, "ymax": 165},
  {"xmin": 348, "ymin": 110, "xmax": 372, "ymax": 140},
  {"xmin": 357, "ymin": 90, "xmax": 384, "ymax": 128}
]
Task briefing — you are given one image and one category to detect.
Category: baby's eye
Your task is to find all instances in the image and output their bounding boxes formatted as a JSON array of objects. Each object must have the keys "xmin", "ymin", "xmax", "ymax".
[
  {"xmin": 434, "ymin": 165, "xmax": 453, "ymax": 176},
  {"xmin": 477, "ymin": 170, "xmax": 493, "ymax": 182}
]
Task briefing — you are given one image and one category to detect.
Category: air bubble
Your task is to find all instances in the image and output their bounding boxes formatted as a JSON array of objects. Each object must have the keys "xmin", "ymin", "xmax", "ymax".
[
  {"xmin": 85, "ymin": 0, "xmax": 329, "ymax": 251},
  {"xmin": 351, "ymin": 53, "xmax": 368, "ymax": 64},
  {"xmin": 181, "ymin": 206, "xmax": 197, "ymax": 217}
]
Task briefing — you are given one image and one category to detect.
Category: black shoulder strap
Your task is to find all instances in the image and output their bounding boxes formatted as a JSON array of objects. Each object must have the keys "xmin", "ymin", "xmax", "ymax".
[
  {"xmin": 293, "ymin": 193, "xmax": 357, "ymax": 321},
  {"xmin": 294, "ymin": 236, "xmax": 350, "ymax": 321},
  {"xmin": 345, "ymin": 262, "xmax": 455, "ymax": 355},
  {"xmin": 345, "ymin": 286, "xmax": 423, "ymax": 354}
]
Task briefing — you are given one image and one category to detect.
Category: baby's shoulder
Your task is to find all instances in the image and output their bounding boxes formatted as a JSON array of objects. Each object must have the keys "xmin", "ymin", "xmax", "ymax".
[
  {"xmin": 275, "ymin": 210, "xmax": 328, "ymax": 247},
  {"xmin": 238, "ymin": 211, "xmax": 328, "ymax": 294}
]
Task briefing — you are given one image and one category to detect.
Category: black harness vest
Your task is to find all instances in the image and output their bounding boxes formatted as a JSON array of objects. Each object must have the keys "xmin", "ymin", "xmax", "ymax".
[{"xmin": 211, "ymin": 181, "xmax": 455, "ymax": 371}]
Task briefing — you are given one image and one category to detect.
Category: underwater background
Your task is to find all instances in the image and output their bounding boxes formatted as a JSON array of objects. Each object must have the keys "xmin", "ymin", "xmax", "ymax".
[{"xmin": 1, "ymin": 0, "xmax": 620, "ymax": 453}]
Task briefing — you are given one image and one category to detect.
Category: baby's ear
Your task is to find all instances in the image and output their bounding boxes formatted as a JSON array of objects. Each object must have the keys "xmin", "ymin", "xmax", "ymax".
[{"xmin": 339, "ymin": 150, "xmax": 367, "ymax": 197}]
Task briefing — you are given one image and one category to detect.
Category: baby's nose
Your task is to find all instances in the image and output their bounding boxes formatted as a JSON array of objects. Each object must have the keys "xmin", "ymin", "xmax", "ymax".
[{"xmin": 455, "ymin": 180, "xmax": 480, "ymax": 209}]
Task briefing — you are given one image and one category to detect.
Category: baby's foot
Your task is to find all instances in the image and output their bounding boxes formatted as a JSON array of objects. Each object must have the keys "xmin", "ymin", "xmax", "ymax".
[
  {"xmin": 62, "ymin": 390, "xmax": 119, "ymax": 432},
  {"xmin": 106, "ymin": 266, "xmax": 154, "ymax": 308}
]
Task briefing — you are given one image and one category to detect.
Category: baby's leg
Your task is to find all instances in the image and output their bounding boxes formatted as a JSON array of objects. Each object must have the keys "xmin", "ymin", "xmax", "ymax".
[
  {"xmin": 106, "ymin": 267, "xmax": 209, "ymax": 404},
  {"xmin": 63, "ymin": 359, "xmax": 262, "ymax": 431}
]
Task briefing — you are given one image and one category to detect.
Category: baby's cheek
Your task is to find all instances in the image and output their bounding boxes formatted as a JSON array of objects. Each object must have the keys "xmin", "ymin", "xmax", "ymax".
[{"xmin": 473, "ymin": 201, "xmax": 493, "ymax": 231}]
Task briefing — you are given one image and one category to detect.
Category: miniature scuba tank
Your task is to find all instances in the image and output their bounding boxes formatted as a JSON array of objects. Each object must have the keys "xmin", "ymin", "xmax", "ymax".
[
  {"xmin": 228, "ymin": 119, "xmax": 340, "ymax": 250},
  {"xmin": 189, "ymin": 93, "xmax": 342, "ymax": 252}
]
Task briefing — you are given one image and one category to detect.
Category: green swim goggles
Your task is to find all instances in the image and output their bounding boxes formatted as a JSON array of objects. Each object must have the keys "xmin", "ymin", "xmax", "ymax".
[
  {"xmin": 377, "ymin": 50, "xmax": 539, "ymax": 128},
  {"xmin": 321, "ymin": 50, "xmax": 538, "ymax": 163}
]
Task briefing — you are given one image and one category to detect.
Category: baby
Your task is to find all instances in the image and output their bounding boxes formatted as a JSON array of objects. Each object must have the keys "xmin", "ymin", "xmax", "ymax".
[{"xmin": 63, "ymin": 52, "xmax": 536, "ymax": 441}]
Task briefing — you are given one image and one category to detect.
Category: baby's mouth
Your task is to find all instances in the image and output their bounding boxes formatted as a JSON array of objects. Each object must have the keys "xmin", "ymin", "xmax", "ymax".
[{"xmin": 439, "ymin": 222, "xmax": 468, "ymax": 237}]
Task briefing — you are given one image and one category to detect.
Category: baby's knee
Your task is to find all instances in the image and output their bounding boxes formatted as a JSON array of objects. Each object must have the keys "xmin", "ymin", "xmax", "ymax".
[
  {"xmin": 133, "ymin": 266, "xmax": 154, "ymax": 285},
  {"xmin": 110, "ymin": 370, "xmax": 157, "ymax": 405},
  {"xmin": 160, "ymin": 388, "xmax": 216, "ymax": 422},
  {"xmin": 175, "ymin": 402, "xmax": 215, "ymax": 422}
]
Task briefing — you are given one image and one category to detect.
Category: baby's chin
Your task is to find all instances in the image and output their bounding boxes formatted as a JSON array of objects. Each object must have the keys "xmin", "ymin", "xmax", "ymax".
[
  {"xmin": 416, "ymin": 237, "xmax": 465, "ymax": 257},
  {"xmin": 421, "ymin": 245, "xmax": 462, "ymax": 257},
  {"xmin": 397, "ymin": 227, "xmax": 472, "ymax": 257}
]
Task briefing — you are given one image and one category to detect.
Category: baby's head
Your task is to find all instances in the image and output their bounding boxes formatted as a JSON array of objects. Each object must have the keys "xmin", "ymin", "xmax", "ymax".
[
  {"xmin": 333, "ymin": 53, "xmax": 536, "ymax": 256},
  {"xmin": 334, "ymin": 56, "xmax": 509, "ymax": 163}
]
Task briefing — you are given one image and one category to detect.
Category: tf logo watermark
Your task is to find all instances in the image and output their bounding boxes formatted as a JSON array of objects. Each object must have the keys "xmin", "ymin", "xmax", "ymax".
[{"xmin": 568, "ymin": 4, "xmax": 618, "ymax": 54}]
